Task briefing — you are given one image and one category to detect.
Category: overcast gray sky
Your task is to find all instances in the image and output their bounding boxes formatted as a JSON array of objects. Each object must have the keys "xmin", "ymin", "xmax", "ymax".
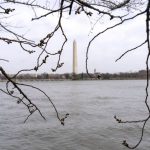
[{"xmin": 0, "ymin": 1, "xmax": 148, "ymax": 74}]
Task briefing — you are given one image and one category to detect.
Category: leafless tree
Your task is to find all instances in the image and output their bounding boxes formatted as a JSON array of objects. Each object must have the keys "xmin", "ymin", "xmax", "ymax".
[{"xmin": 0, "ymin": 0, "xmax": 149, "ymax": 149}]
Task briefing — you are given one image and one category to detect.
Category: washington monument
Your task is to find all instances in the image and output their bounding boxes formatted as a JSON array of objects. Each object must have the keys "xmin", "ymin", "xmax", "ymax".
[{"xmin": 73, "ymin": 40, "xmax": 78, "ymax": 74}]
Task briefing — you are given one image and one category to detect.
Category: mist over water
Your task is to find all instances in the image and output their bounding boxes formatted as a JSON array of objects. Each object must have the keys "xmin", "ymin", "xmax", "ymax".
[{"xmin": 1, "ymin": 80, "xmax": 150, "ymax": 150}]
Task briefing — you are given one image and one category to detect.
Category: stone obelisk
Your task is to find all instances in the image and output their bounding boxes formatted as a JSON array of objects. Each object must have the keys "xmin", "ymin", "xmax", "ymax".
[{"xmin": 73, "ymin": 40, "xmax": 78, "ymax": 76}]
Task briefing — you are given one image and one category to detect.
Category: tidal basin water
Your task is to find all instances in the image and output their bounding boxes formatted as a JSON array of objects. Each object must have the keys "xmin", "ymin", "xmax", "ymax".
[{"xmin": 1, "ymin": 80, "xmax": 150, "ymax": 150}]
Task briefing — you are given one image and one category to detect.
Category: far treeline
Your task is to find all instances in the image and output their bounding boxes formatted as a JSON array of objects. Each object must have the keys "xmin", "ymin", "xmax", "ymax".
[{"xmin": 0, "ymin": 70, "xmax": 149, "ymax": 80}]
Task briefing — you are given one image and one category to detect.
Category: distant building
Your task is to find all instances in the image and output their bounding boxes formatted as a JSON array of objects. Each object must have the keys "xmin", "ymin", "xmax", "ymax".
[{"xmin": 73, "ymin": 40, "xmax": 78, "ymax": 74}]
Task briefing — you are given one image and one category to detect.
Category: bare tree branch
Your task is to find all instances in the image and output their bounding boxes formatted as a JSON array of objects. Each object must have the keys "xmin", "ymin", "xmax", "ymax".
[
  {"xmin": 0, "ymin": 58, "xmax": 9, "ymax": 62},
  {"xmin": 116, "ymin": 40, "xmax": 147, "ymax": 62},
  {"xmin": 0, "ymin": 0, "xmax": 149, "ymax": 149}
]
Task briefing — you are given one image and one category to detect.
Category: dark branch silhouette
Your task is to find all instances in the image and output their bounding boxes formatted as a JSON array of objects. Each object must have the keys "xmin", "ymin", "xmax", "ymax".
[{"xmin": 0, "ymin": 0, "xmax": 149, "ymax": 149}]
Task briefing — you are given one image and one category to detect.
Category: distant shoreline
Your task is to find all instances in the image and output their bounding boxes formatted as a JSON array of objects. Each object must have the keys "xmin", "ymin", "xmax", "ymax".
[
  {"xmin": 0, "ymin": 70, "xmax": 149, "ymax": 81},
  {"xmin": 0, "ymin": 78, "xmax": 147, "ymax": 82}
]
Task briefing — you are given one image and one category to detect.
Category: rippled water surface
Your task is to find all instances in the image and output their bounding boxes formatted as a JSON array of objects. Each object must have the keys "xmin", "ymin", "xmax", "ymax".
[{"xmin": 1, "ymin": 80, "xmax": 150, "ymax": 150}]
